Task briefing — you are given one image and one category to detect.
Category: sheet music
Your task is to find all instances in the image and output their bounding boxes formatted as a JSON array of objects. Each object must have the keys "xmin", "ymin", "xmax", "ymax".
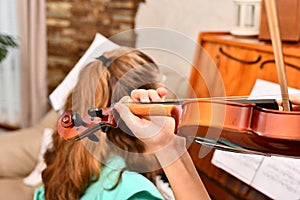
[
  {"xmin": 252, "ymin": 156, "xmax": 300, "ymax": 199},
  {"xmin": 212, "ymin": 151, "xmax": 263, "ymax": 185},
  {"xmin": 211, "ymin": 79, "xmax": 300, "ymax": 200},
  {"xmin": 248, "ymin": 79, "xmax": 300, "ymax": 100}
]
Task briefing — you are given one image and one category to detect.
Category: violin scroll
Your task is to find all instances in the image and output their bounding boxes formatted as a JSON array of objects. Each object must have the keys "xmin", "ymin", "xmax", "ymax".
[
  {"xmin": 57, "ymin": 110, "xmax": 79, "ymax": 140},
  {"xmin": 60, "ymin": 110, "xmax": 74, "ymax": 128},
  {"xmin": 57, "ymin": 108, "xmax": 116, "ymax": 140}
]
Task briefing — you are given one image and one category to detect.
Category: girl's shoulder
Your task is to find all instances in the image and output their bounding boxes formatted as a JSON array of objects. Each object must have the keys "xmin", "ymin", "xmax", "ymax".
[
  {"xmin": 83, "ymin": 154, "xmax": 164, "ymax": 200},
  {"xmin": 33, "ymin": 154, "xmax": 165, "ymax": 200}
]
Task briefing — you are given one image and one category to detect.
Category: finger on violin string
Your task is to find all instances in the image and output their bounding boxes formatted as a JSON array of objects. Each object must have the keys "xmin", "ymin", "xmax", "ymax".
[
  {"xmin": 289, "ymin": 94, "xmax": 300, "ymax": 105},
  {"xmin": 156, "ymin": 87, "xmax": 167, "ymax": 99},
  {"xmin": 292, "ymin": 105, "xmax": 300, "ymax": 111},
  {"xmin": 130, "ymin": 89, "xmax": 137, "ymax": 97},
  {"xmin": 130, "ymin": 87, "xmax": 167, "ymax": 103},
  {"xmin": 277, "ymin": 94, "xmax": 300, "ymax": 105},
  {"xmin": 130, "ymin": 89, "xmax": 150, "ymax": 102},
  {"xmin": 276, "ymin": 97, "xmax": 300, "ymax": 111},
  {"xmin": 147, "ymin": 89, "xmax": 162, "ymax": 102}
]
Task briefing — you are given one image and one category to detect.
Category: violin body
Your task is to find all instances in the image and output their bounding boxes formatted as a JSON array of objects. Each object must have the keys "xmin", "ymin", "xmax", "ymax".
[
  {"xmin": 179, "ymin": 99, "xmax": 300, "ymax": 157},
  {"xmin": 178, "ymin": 102, "xmax": 300, "ymax": 157},
  {"xmin": 180, "ymin": 99, "xmax": 300, "ymax": 140}
]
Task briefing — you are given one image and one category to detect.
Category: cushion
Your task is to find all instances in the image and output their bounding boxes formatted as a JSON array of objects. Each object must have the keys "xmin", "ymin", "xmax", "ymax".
[
  {"xmin": 0, "ymin": 126, "xmax": 43, "ymax": 177},
  {"xmin": 0, "ymin": 178, "xmax": 37, "ymax": 200},
  {"xmin": 0, "ymin": 110, "xmax": 58, "ymax": 178}
]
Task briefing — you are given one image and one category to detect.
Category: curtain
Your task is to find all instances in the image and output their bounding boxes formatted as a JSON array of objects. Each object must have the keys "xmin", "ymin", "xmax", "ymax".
[
  {"xmin": 0, "ymin": 0, "xmax": 21, "ymax": 127},
  {"xmin": 17, "ymin": 0, "xmax": 47, "ymax": 128}
]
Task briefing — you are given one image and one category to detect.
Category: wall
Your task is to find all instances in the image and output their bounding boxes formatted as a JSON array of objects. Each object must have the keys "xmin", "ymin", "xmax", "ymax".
[
  {"xmin": 135, "ymin": 0, "xmax": 234, "ymax": 98},
  {"xmin": 46, "ymin": 0, "xmax": 143, "ymax": 94},
  {"xmin": 46, "ymin": 0, "xmax": 235, "ymax": 97},
  {"xmin": 136, "ymin": 0, "xmax": 234, "ymax": 41}
]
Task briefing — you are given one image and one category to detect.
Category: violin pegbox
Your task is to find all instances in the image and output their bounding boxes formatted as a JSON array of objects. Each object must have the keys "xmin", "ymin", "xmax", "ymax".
[{"xmin": 57, "ymin": 108, "xmax": 116, "ymax": 141}]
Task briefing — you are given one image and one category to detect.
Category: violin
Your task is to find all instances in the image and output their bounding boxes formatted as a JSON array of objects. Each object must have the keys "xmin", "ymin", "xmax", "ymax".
[{"xmin": 57, "ymin": 98, "xmax": 300, "ymax": 158}]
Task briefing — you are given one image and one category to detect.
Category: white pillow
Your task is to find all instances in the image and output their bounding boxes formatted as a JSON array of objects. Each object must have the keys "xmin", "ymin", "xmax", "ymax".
[{"xmin": 49, "ymin": 33, "xmax": 120, "ymax": 112}]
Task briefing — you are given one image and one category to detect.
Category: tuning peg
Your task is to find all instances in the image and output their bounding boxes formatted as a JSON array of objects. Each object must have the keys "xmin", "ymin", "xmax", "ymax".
[
  {"xmin": 71, "ymin": 112, "xmax": 87, "ymax": 127},
  {"xmin": 88, "ymin": 108, "xmax": 103, "ymax": 118}
]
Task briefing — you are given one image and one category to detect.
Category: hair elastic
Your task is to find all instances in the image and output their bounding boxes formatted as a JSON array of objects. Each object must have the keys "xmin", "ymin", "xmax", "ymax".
[{"xmin": 96, "ymin": 55, "xmax": 110, "ymax": 67}]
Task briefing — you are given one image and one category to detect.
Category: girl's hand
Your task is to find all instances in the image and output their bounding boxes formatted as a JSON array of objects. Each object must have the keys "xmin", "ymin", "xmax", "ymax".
[
  {"xmin": 290, "ymin": 95, "xmax": 300, "ymax": 111},
  {"xmin": 130, "ymin": 87, "xmax": 167, "ymax": 102},
  {"xmin": 114, "ymin": 87, "xmax": 177, "ymax": 153},
  {"xmin": 116, "ymin": 90, "xmax": 210, "ymax": 200}
]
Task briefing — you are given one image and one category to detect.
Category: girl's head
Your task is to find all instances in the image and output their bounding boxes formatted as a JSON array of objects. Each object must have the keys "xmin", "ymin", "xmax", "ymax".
[
  {"xmin": 43, "ymin": 47, "xmax": 162, "ymax": 200},
  {"xmin": 68, "ymin": 47, "xmax": 162, "ymax": 114}
]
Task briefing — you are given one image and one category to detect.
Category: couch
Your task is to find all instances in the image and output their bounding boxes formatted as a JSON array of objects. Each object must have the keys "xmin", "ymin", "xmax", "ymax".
[{"xmin": 0, "ymin": 110, "xmax": 59, "ymax": 200}]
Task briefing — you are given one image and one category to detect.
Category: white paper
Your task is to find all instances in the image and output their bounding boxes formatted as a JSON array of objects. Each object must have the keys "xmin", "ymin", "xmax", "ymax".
[
  {"xmin": 49, "ymin": 33, "xmax": 119, "ymax": 112},
  {"xmin": 212, "ymin": 151, "xmax": 263, "ymax": 185},
  {"xmin": 251, "ymin": 156, "xmax": 300, "ymax": 200},
  {"xmin": 212, "ymin": 79, "xmax": 300, "ymax": 199},
  {"xmin": 248, "ymin": 79, "xmax": 300, "ymax": 100}
]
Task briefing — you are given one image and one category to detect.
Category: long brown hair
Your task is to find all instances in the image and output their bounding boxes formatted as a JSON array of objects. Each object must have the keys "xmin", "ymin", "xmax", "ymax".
[{"xmin": 42, "ymin": 47, "xmax": 162, "ymax": 200}]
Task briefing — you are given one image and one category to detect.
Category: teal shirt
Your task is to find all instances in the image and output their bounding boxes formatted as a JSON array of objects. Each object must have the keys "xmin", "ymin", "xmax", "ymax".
[{"xmin": 34, "ymin": 155, "xmax": 164, "ymax": 200}]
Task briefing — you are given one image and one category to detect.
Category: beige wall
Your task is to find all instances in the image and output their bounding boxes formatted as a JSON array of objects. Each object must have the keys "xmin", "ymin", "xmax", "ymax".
[{"xmin": 135, "ymin": 0, "xmax": 234, "ymax": 98}]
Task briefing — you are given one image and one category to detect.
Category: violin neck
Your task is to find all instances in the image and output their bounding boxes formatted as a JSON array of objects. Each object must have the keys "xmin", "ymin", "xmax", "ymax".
[{"xmin": 127, "ymin": 103, "xmax": 177, "ymax": 117}]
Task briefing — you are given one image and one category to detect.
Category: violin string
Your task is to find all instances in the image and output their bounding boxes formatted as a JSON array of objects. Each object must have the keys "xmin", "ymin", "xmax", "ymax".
[
  {"xmin": 128, "ymin": 93, "xmax": 300, "ymax": 105},
  {"xmin": 184, "ymin": 93, "xmax": 300, "ymax": 101}
]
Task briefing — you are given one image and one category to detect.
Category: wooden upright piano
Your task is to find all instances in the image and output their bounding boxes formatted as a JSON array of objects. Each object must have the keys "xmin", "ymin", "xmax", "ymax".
[{"xmin": 187, "ymin": 32, "xmax": 300, "ymax": 199}]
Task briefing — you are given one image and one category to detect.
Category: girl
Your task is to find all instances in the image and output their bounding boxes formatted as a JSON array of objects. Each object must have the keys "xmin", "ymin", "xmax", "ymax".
[{"xmin": 35, "ymin": 47, "xmax": 210, "ymax": 200}]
